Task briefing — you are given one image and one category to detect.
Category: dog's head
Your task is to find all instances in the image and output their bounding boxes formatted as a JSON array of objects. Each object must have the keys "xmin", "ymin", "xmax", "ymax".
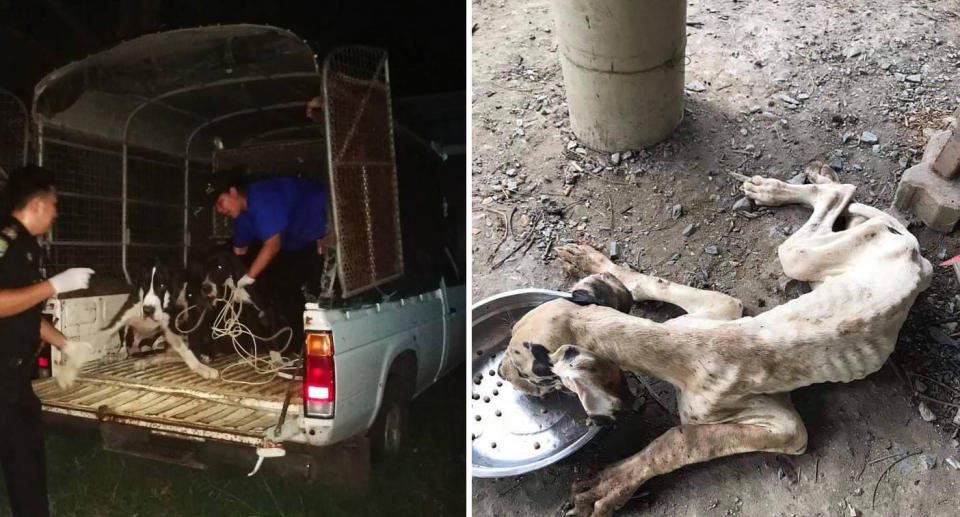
[
  {"xmin": 136, "ymin": 261, "xmax": 180, "ymax": 322},
  {"xmin": 200, "ymin": 251, "xmax": 246, "ymax": 300},
  {"xmin": 497, "ymin": 273, "xmax": 634, "ymax": 425}
]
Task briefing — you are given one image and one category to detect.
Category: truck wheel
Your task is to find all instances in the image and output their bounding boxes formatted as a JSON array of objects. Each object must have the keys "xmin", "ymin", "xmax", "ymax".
[{"xmin": 370, "ymin": 376, "xmax": 409, "ymax": 462}]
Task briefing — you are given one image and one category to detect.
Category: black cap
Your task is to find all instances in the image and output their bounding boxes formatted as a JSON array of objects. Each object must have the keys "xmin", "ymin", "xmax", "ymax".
[{"xmin": 204, "ymin": 166, "xmax": 245, "ymax": 204}]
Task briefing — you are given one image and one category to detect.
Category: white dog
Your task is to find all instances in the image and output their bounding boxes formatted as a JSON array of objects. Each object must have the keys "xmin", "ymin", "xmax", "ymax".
[{"xmin": 499, "ymin": 163, "xmax": 933, "ymax": 517}]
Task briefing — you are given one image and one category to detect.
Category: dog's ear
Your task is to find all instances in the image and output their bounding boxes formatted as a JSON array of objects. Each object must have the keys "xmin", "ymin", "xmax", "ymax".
[
  {"xmin": 569, "ymin": 273, "xmax": 633, "ymax": 313},
  {"xmin": 549, "ymin": 345, "xmax": 628, "ymax": 422}
]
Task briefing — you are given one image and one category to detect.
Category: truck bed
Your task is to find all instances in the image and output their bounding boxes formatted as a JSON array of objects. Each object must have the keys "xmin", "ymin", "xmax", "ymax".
[{"xmin": 34, "ymin": 356, "xmax": 301, "ymax": 447}]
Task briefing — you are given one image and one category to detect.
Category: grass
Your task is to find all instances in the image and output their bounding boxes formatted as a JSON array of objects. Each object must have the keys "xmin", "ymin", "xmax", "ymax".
[{"xmin": 0, "ymin": 366, "xmax": 465, "ymax": 517}]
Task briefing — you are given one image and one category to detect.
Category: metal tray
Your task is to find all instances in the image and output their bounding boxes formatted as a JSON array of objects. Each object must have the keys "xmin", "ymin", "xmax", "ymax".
[{"xmin": 471, "ymin": 289, "xmax": 600, "ymax": 478}]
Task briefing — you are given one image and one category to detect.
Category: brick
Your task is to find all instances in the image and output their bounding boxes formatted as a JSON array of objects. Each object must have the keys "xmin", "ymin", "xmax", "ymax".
[
  {"xmin": 893, "ymin": 162, "xmax": 960, "ymax": 232},
  {"xmin": 932, "ymin": 129, "xmax": 960, "ymax": 179}
]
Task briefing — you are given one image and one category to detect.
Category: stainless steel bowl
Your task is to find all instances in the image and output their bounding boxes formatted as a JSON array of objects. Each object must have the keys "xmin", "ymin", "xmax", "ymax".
[{"xmin": 471, "ymin": 288, "xmax": 600, "ymax": 478}]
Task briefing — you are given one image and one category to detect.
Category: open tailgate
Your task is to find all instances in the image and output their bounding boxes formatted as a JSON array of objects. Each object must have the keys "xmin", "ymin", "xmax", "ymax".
[{"xmin": 33, "ymin": 356, "xmax": 301, "ymax": 447}]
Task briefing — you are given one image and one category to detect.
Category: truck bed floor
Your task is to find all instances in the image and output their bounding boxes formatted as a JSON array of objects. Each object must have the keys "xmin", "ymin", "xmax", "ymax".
[{"xmin": 33, "ymin": 355, "xmax": 301, "ymax": 446}]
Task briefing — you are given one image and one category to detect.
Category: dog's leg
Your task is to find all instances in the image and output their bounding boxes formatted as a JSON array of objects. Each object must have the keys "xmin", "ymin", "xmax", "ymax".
[
  {"xmin": 740, "ymin": 175, "xmax": 855, "ymax": 235},
  {"xmin": 568, "ymin": 395, "xmax": 806, "ymax": 517},
  {"xmin": 132, "ymin": 349, "xmax": 182, "ymax": 370},
  {"xmin": 557, "ymin": 244, "xmax": 743, "ymax": 320},
  {"xmin": 159, "ymin": 327, "xmax": 218, "ymax": 380}
]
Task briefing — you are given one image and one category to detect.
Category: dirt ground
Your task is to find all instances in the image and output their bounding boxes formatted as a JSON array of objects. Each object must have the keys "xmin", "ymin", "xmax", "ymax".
[{"xmin": 471, "ymin": 0, "xmax": 960, "ymax": 515}]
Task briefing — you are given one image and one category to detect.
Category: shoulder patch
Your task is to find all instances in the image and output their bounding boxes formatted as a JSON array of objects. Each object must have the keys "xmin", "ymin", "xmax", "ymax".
[
  {"xmin": 0, "ymin": 237, "xmax": 8, "ymax": 258},
  {"xmin": 1, "ymin": 226, "xmax": 16, "ymax": 240}
]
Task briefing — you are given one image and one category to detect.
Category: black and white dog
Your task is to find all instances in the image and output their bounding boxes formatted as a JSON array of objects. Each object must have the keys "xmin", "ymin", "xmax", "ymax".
[
  {"xmin": 100, "ymin": 260, "xmax": 218, "ymax": 379},
  {"xmin": 196, "ymin": 250, "xmax": 287, "ymax": 357}
]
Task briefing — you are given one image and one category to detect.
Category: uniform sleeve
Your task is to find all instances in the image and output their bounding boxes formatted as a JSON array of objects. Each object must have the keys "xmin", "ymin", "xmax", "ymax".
[
  {"xmin": 250, "ymin": 185, "xmax": 289, "ymax": 241},
  {"xmin": 232, "ymin": 213, "xmax": 254, "ymax": 248},
  {"xmin": 0, "ymin": 235, "xmax": 14, "ymax": 285}
]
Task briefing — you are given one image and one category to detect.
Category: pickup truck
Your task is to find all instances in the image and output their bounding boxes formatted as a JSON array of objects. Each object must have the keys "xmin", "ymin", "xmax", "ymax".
[
  {"xmin": 24, "ymin": 25, "xmax": 466, "ymax": 479},
  {"xmin": 37, "ymin": 280, "xmax": 464, "ymax": 477}
]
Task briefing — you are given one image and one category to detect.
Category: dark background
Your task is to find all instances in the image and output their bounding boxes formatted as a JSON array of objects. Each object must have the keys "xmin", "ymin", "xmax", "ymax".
[{"xmin": 0, "ymin": 0, "xmax": 466, "ymax": 101}]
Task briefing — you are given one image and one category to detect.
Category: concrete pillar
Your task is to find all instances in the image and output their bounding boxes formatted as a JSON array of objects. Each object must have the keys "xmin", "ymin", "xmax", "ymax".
[
  {"xmin": 550, "ymin": 0, "xmax": 686, "ymax": 152},
  {"xmin": 893, "ymin": 127, "xmax": 960, "ymax": 232}
]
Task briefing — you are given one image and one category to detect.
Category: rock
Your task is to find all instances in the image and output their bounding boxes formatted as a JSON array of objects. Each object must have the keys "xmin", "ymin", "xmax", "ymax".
[
  {"xmin": 788, "ymin": 172, "xmax": 807, "ymax": 185},
  {"xmin": 919, "ymin": 401, "xmax": 936, "ymax": 422},
  {"xmin": 622, "ymin": 151, "xmax": 633, "ymax": 160},
  {"xmin": 829, "ymin": 156, "xmax": 844, "ymax": 171},
  {"xmin": 777, "ymin": 466, "xmax": 785, "ymax": 479},
  {"xmin": 915, "ymin": 380, "xmax": 927, "ymax": 393},
  {"xmin": 670, "ymin": 204, "xmax": 683, "ymax": 219},
  {"xmin": 842, "ymin": 133, "xmax": 855, "ymax": 144},
  {"xmin": 505, "ymin": 179, "xmax": 519, "ymax": 192},
  {"xmin": 779, "ymin": 94, "xmax": 800, "ymax": 105},
  {"xmin": 520, "ymin": 214, "xmax": 532, "ymax": 226},
  {"xmin": 749, "ymin": 105, "xmax": 762, "ymax": 114},
  {"xmin": 919, "ymin": 454, "xmax": 938, "ymax": 470},
  {"xmin": 898, "ymin": 156, "xmax": 910, "ymax": 168},
  {"xmin": 733, "ymin": 197, "xmax": 754, "ymax": 212},
  {"xmin": 946, "ymin": 457, "xmax": 960, "ymax": 470},
  {"xmin": 482, "ymin": 197, "xmax": 494, "ymax": 205},
  {"xmin": 848, "ymin": 504, "xmax": 859, "ymax": 517},
  {"xmin": 906, "ymin": 74, "xmax": 923, "ymax": 83},
  {"xmin": 567, "ymin": 140, "xmax": 577, "ymax": 151},
  {"xmin": 880, "ymin": 62, "xmax": 891, "ymax": 71},
  {"xmin": 682, "ymin": 224, "xmax": 696, "ymax": 237},
  {"xmin": 797, "ymin": 93, "xmax": 810, "ymax": 101},
  {"xmin": 504, "ymin": 168, "xmax": 517, "ymax": 176},
  {"xmin": 685, "ymin": 81, "xmax": 707, "ymax": 92},
  {"xmin": 610, "ymin": 153, "xmax": 621, "ymax": 165},
  {"xmin": 609, "ymin": 241, "xmax": 620, "ymax": 259},
  {"xmin": 739, "ymin": 128, "xmax": 748, "ymax": 136},
  {"xmin": 860, "ymin": 131, "xmax": 879, "ymax": 145},
  {"xmin": 953, "ymin": 408, "xmax": 960, "ymax": 426},
  {"xmin": 872, "ymin": 144, "xmax": 881, "ymax": 154},
  {"xmin": 704, "ymin": 245, "xmax": 719, "ymax": 255},
  {"xmin": 574, "ymin": 147, "xmax": 587, "ymax": 156},
  {"xmin": 667, "ymin": 252, "xmax": 681, "ymax": 265},
  {"xmin": 845, "ymin": 47, "xmax": 862, "ymax": 59},
  {"xmin": 894, "ymin": 72, "xmax": 906, "ymax": 82},
  {"xmin": 852, "ymin": 487, "xmax": 863, "ymax": 496}
]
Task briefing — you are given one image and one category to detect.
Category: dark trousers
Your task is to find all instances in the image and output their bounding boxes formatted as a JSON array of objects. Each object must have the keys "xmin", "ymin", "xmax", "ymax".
[
  {"xmin": 0, "ymin": 394, "xmax": 48, "ymax": 517},
  {"xmin": 262, "ymin": 246, "xmax": 323, "ymax": 347}
]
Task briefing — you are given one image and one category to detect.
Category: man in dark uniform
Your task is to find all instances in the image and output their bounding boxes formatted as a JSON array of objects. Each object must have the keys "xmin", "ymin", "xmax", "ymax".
[{"xmin": 0, "ymin": 166, "xmax": 95, "ymax": 516}]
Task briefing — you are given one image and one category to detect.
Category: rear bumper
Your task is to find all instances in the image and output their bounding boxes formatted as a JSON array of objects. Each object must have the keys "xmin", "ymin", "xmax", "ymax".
[{"xmin": 43, "ymin": 413, "xmax": 370, "ymax": 485}]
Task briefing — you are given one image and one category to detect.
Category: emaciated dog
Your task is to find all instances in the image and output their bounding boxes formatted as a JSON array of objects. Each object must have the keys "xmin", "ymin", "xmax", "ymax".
[{"xmin": 498, "ymin": 164, "xmax": 933, "ymax": 517}]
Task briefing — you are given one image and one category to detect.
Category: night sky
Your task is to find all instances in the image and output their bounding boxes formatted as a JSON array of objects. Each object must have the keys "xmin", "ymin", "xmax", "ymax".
[{"xmin": 0, "ymin": 0, "xmax": 466, "ymax": 101}]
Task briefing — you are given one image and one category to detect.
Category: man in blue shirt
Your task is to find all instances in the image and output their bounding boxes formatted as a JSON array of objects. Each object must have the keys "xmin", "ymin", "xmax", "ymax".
[{"xmin": 208, "ymin": 170, "xmax": 335, "ymax": 327}]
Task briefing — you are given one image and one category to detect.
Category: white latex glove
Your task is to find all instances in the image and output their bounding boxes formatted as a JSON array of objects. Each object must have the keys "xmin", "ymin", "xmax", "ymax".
[
  {"xmin": 49, "ymin": 268, "xmax": 95, "ymax": 294},
  {"xmin": 237, "ymin": 274, "xmax": 255, "ymax": 289},
  {"xmin": 56, "ymin": 339, "xmax": 94, "ymax": 389}
]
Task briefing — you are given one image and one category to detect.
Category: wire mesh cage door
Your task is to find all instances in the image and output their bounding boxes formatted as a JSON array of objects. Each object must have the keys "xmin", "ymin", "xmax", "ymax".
[
  {"xmin": 0, "ymin": 88, "xmax": 28, "ymax": 180},
  {"xmin": 323, "ymin": 47, "xmax": 403, "ymax": 297}
]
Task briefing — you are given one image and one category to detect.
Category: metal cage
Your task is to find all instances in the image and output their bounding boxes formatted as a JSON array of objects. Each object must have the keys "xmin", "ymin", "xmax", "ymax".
[
  {"xmin": 323, "ymin": 46, "xmax": 403, "ymax": 297},
  {"xmin": 0, "ymin": 87, "xmax": 28, "ymax": 179}
]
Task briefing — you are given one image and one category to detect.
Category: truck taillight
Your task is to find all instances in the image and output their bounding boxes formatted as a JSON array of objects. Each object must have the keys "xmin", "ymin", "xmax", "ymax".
[{"xmin": 304, "ymin": 331, "xmax": 334, "ymax": 418}]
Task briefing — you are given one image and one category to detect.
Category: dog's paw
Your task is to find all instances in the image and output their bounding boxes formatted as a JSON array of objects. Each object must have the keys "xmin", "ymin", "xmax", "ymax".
[
  {"xmin": 194, "ymin": 364, "xmax": 219, "ymax": 380},
  {"xmin": 557, "ymin": 244, "xmax": 614, "ymax": 276},
  {"xmin": 741, "ymin": 176, "xmax": 795, "ymax": 206},
  {"xmin": 804, "ymin": 161, "xmax": 838, "ymax": 185},
  {"xmin": 568, "ymin": 472, "xmax": 634, "ymax": 517}
]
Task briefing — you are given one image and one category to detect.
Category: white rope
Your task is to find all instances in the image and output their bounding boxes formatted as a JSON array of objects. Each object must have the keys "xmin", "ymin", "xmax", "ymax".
[
  {"xmin": 174, "ymin": 305, "xmax": 208, "ymax": 334},
  {"xmin": 209, "ymin": 281, "xmax": 301, "ymax": 385}
]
